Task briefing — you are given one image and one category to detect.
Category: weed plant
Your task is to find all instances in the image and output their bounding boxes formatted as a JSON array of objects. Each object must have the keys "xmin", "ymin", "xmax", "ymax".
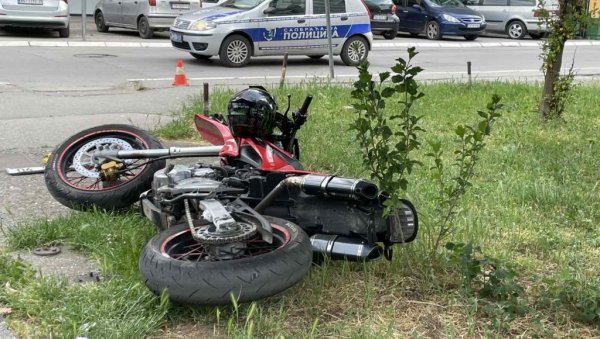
[{"xmin": 1, "ymin": 81, "xmax": 600, "ymax": 337}]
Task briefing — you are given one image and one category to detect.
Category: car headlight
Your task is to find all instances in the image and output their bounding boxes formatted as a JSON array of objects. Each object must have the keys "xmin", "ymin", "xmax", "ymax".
[
  {"xmin": 481, "ymin": 15, "xmax": 485, "ymax": 22},
  {"xmin": 442, "ymin": 14, "xmax": 460, "ymax": 23},
  {"xmin": 190, "ymin": 20, "xmax": 217, "ymax": 31}
]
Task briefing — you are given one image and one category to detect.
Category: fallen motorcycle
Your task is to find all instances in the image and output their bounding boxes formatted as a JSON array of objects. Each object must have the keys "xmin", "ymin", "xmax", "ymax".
[{"xmin": 44, "ymin": 86, "xmax": 418, "ymax": 305}]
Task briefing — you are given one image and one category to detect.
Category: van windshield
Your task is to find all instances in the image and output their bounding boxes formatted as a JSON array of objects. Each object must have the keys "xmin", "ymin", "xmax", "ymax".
[
  {"xmin": 219, "ymin": 0, "xmax": 266, "ymax": 9},
  {"xmin": 425, "ymin": 0, "xmax": 465, "ymax": 8}
]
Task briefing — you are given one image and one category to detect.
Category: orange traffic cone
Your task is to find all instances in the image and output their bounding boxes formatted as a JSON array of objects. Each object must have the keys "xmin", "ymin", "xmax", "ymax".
[{"xmin": 172, "ymin": 59, "xmax": 189, "ymax": 86}]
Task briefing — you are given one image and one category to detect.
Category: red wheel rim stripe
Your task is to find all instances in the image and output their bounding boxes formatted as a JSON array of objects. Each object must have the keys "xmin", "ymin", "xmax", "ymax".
[{"xmin": 56, "ymin": 129, "xmax": 150, "ymax": 191}]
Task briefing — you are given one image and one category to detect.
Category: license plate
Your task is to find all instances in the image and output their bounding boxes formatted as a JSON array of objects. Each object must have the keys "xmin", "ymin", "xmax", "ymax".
[
  {"xmin": 170, "ymin": 31, "xmax": 183, "ymax": 43},
  {"xmin": 373, "ymin": 14, "xmax": 387, "ymax": 20},
  {"xmin": 171, "ymin": 2, "xmax": 190, "ymax": 9},
  {"xmin": 18, "ymin": 0, "xmax": 43, "ymax": 5},
  {"xmin": 467, "ymin": 23, "xmax": 480, "ymax": 28}
]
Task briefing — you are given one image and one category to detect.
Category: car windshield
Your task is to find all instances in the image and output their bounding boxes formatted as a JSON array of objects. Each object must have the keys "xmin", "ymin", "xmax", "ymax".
[
  {"xmin": 425, "ymin": 0, "xmax": 465, "ymax": 8},
  {"xmin": 219, "ymin": 0, "xmax": 266, "ymax": 9}
]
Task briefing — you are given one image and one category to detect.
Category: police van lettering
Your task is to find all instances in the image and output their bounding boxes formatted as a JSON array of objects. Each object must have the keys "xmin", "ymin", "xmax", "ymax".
[
  {"xmin": 242, "ymin": 24, "xmax": 367, "ymax": 43},
  {"xmin": 282, "ymin": 26, "xmax": 339, "ymax": 40}
]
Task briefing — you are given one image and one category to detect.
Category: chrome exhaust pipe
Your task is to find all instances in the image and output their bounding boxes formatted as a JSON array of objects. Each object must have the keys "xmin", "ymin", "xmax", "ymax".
[
  {"xmin": 310, "ymin": 234, "xmax": 382, "ymax": 262},
  {"xmin": 255, "ymin": 175, "xmax": 378, "ymax": 213}
]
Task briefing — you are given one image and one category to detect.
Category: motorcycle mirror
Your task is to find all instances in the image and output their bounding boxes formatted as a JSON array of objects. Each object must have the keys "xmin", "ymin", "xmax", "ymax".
[{"xmin": 284, "ymin": 94, "xmax": 291, "ymax": 116}]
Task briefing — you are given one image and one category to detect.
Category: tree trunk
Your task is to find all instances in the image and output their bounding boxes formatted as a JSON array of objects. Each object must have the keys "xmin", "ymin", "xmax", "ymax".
[
  {"xmin": 538, "ymin": 0, "xmax": 576, "ymax": 121},
  {"xmin": 539, "ymin": 44, "xmax": 565, "ymax": 121}
]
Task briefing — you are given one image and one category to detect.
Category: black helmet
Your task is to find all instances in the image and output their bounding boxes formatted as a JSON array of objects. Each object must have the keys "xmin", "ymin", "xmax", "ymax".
[{"xmin": 227, "ymin": 86, "xmax": 278, "ymax": 137}]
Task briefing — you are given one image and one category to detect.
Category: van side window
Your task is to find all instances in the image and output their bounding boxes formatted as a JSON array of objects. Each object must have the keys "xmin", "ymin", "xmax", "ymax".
[
  {"xmin": 509, "ymin": 0, "xmax": 535, "ymax": 5},
  {"xmin": 267, "ymin": 0, "xmax": 306, "ymax": 15},
  {"xmin": 481, "ymin": 0, "xmax": 508, "ymax": 5},
  {"xmin": 313, "ymin": 0, "xmax": 347, "ymax": 14}
]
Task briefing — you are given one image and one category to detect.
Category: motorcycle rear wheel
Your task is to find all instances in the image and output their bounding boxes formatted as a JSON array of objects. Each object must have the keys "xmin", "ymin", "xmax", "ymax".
[
  {"xmin": 44, "ymin": 124, "xmax": 165, "ymax": 210},
  {"xmin": 139, "ymin": 216, "xmax": 312, "ymax": 306}
]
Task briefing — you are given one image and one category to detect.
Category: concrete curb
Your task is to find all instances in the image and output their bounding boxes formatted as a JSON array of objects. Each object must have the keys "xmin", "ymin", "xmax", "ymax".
[{"xmin": 1, "ymin": 40, "xmax": 599, "ymax": 48}]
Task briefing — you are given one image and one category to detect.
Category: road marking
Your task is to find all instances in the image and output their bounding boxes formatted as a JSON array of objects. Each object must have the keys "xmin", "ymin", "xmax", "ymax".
[
  {"xmin": 29, "ymin": 41, "xmax": 68, "ymax": 47},
  {"xmin": 0, "ymin": 41, "xmax": 29, "ymax": 47}
]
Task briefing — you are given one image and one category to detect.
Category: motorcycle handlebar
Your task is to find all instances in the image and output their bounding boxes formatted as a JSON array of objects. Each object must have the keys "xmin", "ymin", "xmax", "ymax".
[{"xmin": 298, "ymin": 95, "xmax": 313, "ymax": 116}]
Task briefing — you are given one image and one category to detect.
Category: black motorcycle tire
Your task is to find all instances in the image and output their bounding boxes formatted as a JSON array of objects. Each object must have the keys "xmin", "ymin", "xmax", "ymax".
[
  {"xmin": 139, "ymin": 216, "xmax": 312, "ymax": 306},
  {"xmin": 45, "ymin": 124, "xmax": 165, "ymax": 210}
]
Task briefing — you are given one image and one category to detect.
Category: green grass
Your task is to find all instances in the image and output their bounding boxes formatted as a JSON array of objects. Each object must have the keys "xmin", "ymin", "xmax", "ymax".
[{"xmin": 2, "ymin": 81, "xmax": 600, "ymax": 338}]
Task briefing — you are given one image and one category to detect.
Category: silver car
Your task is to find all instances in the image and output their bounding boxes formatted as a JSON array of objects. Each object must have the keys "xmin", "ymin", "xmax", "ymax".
[
  {"xmin": 0, "ymin": 0, "xmax": 69, "ymax": 37},
  {"xmin": 464, "ymin": 0, "xmax": 559, "ymax": 39},
  {"xmin": 94, "ymin": 0, "xmax": 201, "ymax": 38}
]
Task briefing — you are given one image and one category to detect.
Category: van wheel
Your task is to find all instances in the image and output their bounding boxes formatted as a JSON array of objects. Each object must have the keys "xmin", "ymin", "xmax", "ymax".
[
  {"xmin": 220, "ymin": 34, "xmax": 252, "ymax": 67},
  {"xmin": 58, "ymin": 26, "xmax": 69, "ymax": 38},
  {"xmin": 382, "ymin": 29, "xmax": 398, "ymax": 40},
  {"xmin": 138, "ymin": 16, "xmax": 154, "ymax": 39},
  {"xmin": 341, "ymin": 36, "xmax": 369, "ymax": 66},
  {"xmin": 95, "ymin": 11, "xmax": 109, "ymax": 32},
  {"xmin": 426, "ymin": 20, "xmax": 441, "ymax": 40},
  {"xmin": 506, "ymin": 20, "xmax": 526, "ymax": 39}
]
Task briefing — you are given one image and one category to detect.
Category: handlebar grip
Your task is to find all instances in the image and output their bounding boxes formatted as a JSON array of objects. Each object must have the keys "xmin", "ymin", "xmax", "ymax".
[{"xmin": 299, "ymin": 95, "xmax": 313, "ymax": 115}]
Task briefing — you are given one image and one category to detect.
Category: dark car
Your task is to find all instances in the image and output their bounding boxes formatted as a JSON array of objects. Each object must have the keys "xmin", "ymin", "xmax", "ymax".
[
  {"xmin": 394, "ymin": 0, "xmax": 486, "ymax": 40},
  {"xmin": 364, "ymin": 0, "xmax": 400, "ymax": 39}
]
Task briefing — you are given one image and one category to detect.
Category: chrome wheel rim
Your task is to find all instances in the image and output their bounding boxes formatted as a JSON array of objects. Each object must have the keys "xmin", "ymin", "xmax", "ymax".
[
  {"xmin": 227, "ymin": 40, "xmax": 248, "ymax": 64},
  {"xmin": 509, "ymin": 24, "xmax": 523, "ymax": 39},
  {"xmin": 348, "ymin": 40, "xmax": 366, "ymax": 63},
  {"xmin": 427, "ymin": 22, "xmax": 438, "ymax": 39}
]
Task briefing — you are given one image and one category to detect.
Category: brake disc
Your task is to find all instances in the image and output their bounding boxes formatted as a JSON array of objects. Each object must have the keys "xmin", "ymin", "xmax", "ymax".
[{"xmin": 72, "ymin": 137, "xmax": 134, "ymax": 178}]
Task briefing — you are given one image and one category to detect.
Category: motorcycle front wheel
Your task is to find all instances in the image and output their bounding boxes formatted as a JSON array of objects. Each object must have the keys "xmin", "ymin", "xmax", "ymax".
[
  {"xmin": 139, "ymin": 216, "xmax": 312, "ymax": 306},
  {"xmin": 45, "ymin": 124, "xmax": 165, "ymax": 210}
]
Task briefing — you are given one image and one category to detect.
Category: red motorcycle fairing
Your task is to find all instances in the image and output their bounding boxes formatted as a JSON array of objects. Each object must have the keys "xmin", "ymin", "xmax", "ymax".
[
  {"xmin": 195, "ymin": 113, "xmax": 305, "ymax": 172},
  {"xmin": 194, "ymin": 114, "xmax": 238, "ymax": 157}
]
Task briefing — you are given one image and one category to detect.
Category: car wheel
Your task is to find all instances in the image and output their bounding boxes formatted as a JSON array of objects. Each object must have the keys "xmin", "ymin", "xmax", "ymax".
[
  {"xmin": 340, "ymin": 36, "xmax": 369, "ymax": 66},
  {"xmin": 95, "ymin": 11, "xmax": 109, "ymax": 33},
  {"xmin": 426, "ymin": 21, "xmax": 441, "ymax": 40},
  {"xmin": 383, "ymin": 29, "xmax": 398, "ymax": 40},
  {"xmin": 58, "ymin": 26, "xmax": 69, "ymax": 38},
  {"xmin": 464, "ymin": 35, "xmax": 478, "ymax": 41},
  {"xmin": 190, "ymin": 53, "xmax": 212, "ymax": 60},
  {"xmin": 308, "ymin": 55, "xmax": 324, "ymax": 59},
  {"xmin": 137, "ymin": 16, "xmax": 154, "ymax": 39},
  {"xmin": 219, "ymin": 34, "xmax": 252, "ymax": 67},
  {"xmin": 506, "ymin": 20, "xmax": 526, "ymax": 39}
]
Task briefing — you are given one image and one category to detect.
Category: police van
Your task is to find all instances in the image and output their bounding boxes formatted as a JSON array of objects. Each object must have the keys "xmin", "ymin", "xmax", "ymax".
[{"xmin": 169, "ymin": 0, "xmax": 373, "ymax": 67}]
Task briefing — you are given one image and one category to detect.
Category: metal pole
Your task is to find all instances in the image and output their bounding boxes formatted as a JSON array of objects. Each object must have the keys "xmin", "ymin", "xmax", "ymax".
[
  {"xmin": 467, "ymin": 61, "xmax": 472, "ymax": 85},
  {"xmin": 81, "ymin": 0, "xmax": 87, "ymax": 41},
  {"xmin": 203, "ymin": 82, "xmax": 210, "ymax": 115},
  {"xmin": 324, "ymin": 0, "xmax": 334, "ymax": 79},
  {"xmin": 280, "ymin": 53, "xmax": 288, "ymax": 88}
]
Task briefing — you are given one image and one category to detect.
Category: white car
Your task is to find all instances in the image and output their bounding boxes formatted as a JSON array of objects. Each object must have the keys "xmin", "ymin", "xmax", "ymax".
[
  {"xmin": 0, "ymin": 0, "xmax": 70, "ymax": 37},
  {"xmin": 94, "ymin": 0, "xmax": 201, "ymax": 39},
  {"xmin": 169, "ymin": 0, "xmax": 373, "ymax": 67}
]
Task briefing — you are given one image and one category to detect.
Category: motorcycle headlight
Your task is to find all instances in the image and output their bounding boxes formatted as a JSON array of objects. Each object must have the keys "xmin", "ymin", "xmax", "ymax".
[
  {"xmin": 442, "ymin": 14, "xmax": 460, "ymax": 23},
  {"xmin": 190, "ymin": 20, "xmax": 217, "ymax": 31}
]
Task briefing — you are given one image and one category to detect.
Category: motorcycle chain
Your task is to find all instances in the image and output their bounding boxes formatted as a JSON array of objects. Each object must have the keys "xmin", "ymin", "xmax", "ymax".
[{"xmin": 195, "ymin": 221, "xmax": 257, "ymax": 245}]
